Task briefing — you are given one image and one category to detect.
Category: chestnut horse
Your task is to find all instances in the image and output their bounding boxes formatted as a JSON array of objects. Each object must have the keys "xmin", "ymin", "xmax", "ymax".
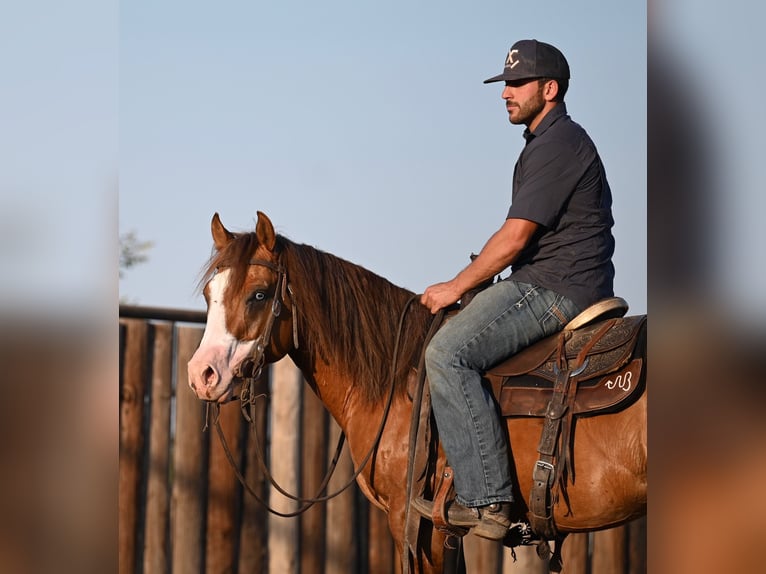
[{"xmin": 187, "ymin": 212, "xmax": 647, "ymax": 573}]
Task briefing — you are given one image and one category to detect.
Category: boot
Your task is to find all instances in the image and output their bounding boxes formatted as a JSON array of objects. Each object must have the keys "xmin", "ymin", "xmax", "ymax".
[{"xmin": 411, "ymin": 497, "xmax": 513, "ymax": 541}]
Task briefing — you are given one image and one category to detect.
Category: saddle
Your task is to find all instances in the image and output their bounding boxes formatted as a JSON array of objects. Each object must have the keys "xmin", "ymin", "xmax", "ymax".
[
  {"xmin": 482, "ymin": 297, "xmax": 647, "ymax": 543},
  {"xmin": 488, "ymin": 299, "xmax": 645, "ymax": 418}
]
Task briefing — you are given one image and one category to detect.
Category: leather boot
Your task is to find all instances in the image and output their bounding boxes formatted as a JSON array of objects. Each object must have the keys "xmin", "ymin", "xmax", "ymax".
[{"xmin": 411, "ymin": 497, "xmax": 513, "ymax": 541}]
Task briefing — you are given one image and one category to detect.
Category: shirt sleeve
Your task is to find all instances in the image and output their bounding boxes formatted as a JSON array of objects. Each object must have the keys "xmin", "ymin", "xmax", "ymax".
[{"xmin": 506, "ymin": 140, "xmax": 587, "ymax": 228}]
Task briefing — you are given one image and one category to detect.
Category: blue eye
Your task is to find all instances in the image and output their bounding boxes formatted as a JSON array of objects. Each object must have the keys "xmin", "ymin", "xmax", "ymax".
[{"xmin": 247, "ymin": 291, "xmax": 267, "ymax": 305}]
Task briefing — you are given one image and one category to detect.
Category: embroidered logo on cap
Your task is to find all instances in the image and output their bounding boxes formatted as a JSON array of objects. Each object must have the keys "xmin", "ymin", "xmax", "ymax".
[{"xmin": 505, "ymin": 49, "xmax": 520, "ymax": 69}]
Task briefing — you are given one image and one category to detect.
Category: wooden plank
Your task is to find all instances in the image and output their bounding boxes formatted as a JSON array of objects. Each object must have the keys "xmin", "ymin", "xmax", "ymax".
[
  {"xmin": 325, "ymin": 419, "xmax": 356, "ymax": 574},
  {"xmin": 502, "ymin": 544, "xmax": 549, "ymax": 573},
  {"xmin": 593, "ymin": 525, "xmax": 627, "ymax": 574},
  {"xmin": 301, "ymin": 386, "xmax": 328, "ymax": 574},
  {"xmin": 205, "ymin": 400, "xmax": 243, "ymax": 573},
  {"xmin": 368, "ymin": 505, "xmax": 394, "ymax": 574},
  {"xmin": 238, "ymin": 374, "xmax": 270, "ymax": 573},
  {"xmin": 143, "ymin": 322, "xmax": 174, "ymax": 574},
  {"xmin": 120, "ymin": 304, "xmax": 207, "ymax": 324},
  {"xmin": 171, "ymin": 326, "xmax": 206, "ymax": 574},
  {"xmin": 268, "ymin": 358, "xmax": 302, "ymax": 574},
  {"xmin": 119, "ymin": 319, "xmax": 149, "ymax": 574},
  {"xmin": 561, "ymin": 533, "xmax": 589, "ymax": 574}
]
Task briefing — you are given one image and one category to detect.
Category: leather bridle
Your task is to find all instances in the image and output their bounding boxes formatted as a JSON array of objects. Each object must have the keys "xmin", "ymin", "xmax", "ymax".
[{"xmin": 231, "ymin": 257, "xmax": 297, "ymax": 397}]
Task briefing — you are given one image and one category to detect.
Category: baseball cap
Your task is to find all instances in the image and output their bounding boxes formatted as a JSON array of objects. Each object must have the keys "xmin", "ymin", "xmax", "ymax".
[{"xmin": 483, "ymin": 39, "xmax": 570, "ymax": 84}]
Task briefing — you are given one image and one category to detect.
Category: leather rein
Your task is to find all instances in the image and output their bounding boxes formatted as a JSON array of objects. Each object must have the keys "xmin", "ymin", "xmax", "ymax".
[{"xmin": 208, "ymin": 255, "xmax": 422, "ymax": 518}]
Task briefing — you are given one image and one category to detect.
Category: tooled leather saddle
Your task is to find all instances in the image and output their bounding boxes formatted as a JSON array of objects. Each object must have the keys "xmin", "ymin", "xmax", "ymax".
[
  {"xmin": 483, "ymin": 296, "xmax": 647, "ymax": 542},
  {"xmin": 489, "ymin": 301, "xmax": 645, "ymax": 418}
]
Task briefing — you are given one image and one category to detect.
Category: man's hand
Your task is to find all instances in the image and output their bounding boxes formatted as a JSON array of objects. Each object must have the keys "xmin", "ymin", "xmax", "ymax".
[
  {"xmin": 421, "ymin": 281, "xmax": 463, "ymax": 314},
  {"xmin": 420, "ymin": 218, "xmax": 538, "ymax": 315}
]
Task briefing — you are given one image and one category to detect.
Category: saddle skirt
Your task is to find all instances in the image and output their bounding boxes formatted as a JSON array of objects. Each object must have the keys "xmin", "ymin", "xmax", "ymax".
[{"xmin": 487, "ymin": 314, "xmax": 647, "ymax": 417}]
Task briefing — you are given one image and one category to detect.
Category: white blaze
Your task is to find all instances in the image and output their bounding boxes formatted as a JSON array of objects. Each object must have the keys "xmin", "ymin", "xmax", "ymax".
[{"xmin": 187, "ymin": 269, "xmax": 256, "ymax": 402}]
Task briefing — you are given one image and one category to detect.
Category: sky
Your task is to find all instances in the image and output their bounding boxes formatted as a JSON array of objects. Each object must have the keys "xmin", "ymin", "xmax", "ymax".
[{"xmin": 117, "ymin": 0, "xmax": 647, "ymax": 314}]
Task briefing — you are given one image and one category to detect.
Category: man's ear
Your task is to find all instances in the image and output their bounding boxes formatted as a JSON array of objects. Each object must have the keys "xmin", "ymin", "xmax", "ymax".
[{"xmin": 543, "ymin": 79, "xmax": 560, "ymax": 102}]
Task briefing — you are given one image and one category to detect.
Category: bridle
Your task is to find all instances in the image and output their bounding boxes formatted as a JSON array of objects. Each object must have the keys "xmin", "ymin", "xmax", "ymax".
[
  {"xmin": 208, "ymin": 254, "xmax": 422, "ymax": 518},
  {"xmin": 231, "ymin": 257, "xmax": 298, "ymax": 396}
]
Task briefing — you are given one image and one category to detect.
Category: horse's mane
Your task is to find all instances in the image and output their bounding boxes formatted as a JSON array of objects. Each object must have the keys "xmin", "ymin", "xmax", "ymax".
[{"xmin": 200, "ymin": 231, "xmax": 433, "ymax": 404}]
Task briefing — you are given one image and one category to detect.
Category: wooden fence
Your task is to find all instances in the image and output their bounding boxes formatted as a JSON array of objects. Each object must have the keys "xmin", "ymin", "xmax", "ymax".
[{"xmin": 119, "ymin": 307, "xmax": 646, "ymax": 573}]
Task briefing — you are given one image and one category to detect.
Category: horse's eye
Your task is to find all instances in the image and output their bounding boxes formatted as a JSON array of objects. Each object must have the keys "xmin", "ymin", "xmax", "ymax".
[{"xmin": 247, "ymin": 291, "xmax": 267, "ymax": 306}]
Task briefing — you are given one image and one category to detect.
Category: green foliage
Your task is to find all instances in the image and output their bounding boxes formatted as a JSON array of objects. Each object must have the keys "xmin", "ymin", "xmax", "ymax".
[{"xmin": 119, "ymin": 231, "xmax": 153, "ymax": 279}]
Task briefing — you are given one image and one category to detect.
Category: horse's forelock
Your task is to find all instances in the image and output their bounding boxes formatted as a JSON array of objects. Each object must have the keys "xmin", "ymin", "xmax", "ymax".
[{"xmin": 197, "ymin": 232, "xmax": 262, "ymax": 297}]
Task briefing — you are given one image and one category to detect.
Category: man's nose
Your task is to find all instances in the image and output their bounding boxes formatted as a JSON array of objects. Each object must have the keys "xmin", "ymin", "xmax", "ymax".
[{"xmin": 502, "ymin": 86, "xmax": 513, "ymax": 99}]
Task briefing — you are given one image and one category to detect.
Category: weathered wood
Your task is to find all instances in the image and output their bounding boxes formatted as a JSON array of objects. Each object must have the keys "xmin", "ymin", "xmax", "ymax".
[
  {"xmin": 301, "ymin": 385, "xmax": 328, "ymax": 574},
  {"xmin": 502, "ymin": 544, "xmax": 549, "ymax": 573},
  {"xmin": 206, "ymin": 400, "xmax": 243, "ymax": 573},
  {"xmin": 561, "ymin": 533, "xmax": 589, "ymax": 574},
  {"xmin": 325, "ymin": 420, "xmax": 355, "ymax": 574},
  {"xmin": 268, "ymin": 357, "xmax": 303, "ymax": 574},
  {"xmin": 238, "ymin": 374, "xmax": 270, "ymax": 573},
  {"xmin": 120, "ymin": 304, "xmax": 207, "ymax": 324},
  {"xmin": 143, "ymin": 322, "xmax": 173, "ymax": 574},
  {"xmin": 119, "ymin": 319, "xmax": 149, "ymax": 574},
  {"xmin": 171, "ymin": 326, "xmax": 206, "ymax": 574},
  {"xmin": 593, "ymin": 525, "xmax": 627, "ymax": 574},
  {"xmin": 368, "ymin": 505, "xmax": 394, "ymax": 574}
]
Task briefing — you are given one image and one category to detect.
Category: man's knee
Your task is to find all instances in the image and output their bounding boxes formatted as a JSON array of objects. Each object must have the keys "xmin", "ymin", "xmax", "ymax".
[{"xmin": 424, "ymin": 336, "xmax": 444, "ymax": 371}]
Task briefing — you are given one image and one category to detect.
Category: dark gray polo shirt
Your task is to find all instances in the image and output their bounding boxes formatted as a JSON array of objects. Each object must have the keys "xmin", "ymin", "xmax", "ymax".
[{"xmin": 506, "ymin": 102, "xmax": 615, "ymax": 310}]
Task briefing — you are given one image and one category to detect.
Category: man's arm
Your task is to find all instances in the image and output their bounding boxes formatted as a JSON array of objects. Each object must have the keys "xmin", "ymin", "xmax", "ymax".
[{"xmin": 421, "ymin": 218, "xmax": 539, "ymax": 313}]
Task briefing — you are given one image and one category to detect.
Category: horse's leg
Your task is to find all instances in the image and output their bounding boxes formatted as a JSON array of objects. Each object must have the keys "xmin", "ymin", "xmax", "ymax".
[
  {"xmin": 441, "ymin": 536, "xmax": 466, "ymax": 574},
  {"xmin": 548, "ymin": 534, "xmax": 567, "ymax": 572},
  {"xmin": 387, "ymin": 503, "xmax": 449, "ymax": 574}
]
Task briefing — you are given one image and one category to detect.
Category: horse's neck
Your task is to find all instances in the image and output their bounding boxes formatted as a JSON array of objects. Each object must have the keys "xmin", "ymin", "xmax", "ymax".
[{"xmin": 288, "ymin": 351, "xmax": 360, "ymax": 429}]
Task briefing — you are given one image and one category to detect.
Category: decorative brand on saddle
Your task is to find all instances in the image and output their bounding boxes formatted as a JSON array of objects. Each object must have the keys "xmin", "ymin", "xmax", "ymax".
[{"xmin": 487, "ymin": 315, "xmax": 646, "ymax": 417}]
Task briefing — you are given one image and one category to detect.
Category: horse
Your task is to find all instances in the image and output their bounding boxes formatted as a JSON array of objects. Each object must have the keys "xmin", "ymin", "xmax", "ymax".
[{"xmin": 187, "ymin": 211, "xmax": 647, "ymax": 573}]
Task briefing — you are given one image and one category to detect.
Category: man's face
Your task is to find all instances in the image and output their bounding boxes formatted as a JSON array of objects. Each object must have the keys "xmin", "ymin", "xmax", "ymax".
[{"xmin": 501, "ymin": 79, "xmax": 546, "ymax": 128}]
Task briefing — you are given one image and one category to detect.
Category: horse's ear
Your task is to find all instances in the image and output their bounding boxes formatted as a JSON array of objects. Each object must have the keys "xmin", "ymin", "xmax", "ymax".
[
  {"xmin": 255, "ymin": 211, "xmax": 277, "ymax": 252},
  {"xmin": 211, "ymin": 213, "xmax": 234, "ymax": 251}
]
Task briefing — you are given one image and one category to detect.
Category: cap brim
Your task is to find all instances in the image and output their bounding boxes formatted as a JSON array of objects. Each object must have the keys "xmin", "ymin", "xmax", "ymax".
[
  {"xmin": 483, "ymin": 73, "xmax": 506, "ymax": 84},
  {"xmin": 483, "ymin": 70, "xmax": 541, "ymax": 84}
]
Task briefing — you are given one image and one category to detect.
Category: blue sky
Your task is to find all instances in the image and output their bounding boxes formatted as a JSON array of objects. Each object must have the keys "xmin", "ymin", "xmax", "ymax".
[{"xmin": 118, "ymin": 0, "xmax": 647, "ymax": 314}]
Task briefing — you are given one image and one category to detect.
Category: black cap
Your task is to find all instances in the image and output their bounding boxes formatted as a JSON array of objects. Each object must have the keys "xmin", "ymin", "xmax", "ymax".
[{"xmin": 483, "ymin": 39, "xmax": 570, "ymax": 84}]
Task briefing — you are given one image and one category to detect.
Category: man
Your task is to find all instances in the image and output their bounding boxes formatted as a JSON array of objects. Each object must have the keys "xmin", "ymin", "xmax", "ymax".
[{"xmin": 412, "ymin": 39, "xmax": 616, "ymax": 540}]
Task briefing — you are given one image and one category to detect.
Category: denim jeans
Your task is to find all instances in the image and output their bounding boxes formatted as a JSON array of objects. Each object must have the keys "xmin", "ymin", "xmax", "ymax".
[{"xmin": 425, "ymin": 280, "xmax": 581, "ymax": 507}]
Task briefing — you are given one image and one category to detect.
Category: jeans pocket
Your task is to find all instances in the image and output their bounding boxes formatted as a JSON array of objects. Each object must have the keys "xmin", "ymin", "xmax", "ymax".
[{"xmin": 541, "ymin": 299, "xmax": 572, "ymax": 331}]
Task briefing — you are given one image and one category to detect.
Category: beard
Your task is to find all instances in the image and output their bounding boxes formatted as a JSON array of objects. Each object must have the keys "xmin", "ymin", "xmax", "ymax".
[{"xmin": 508, "ymin": 86, "xmax": 546, "ymax": 126}]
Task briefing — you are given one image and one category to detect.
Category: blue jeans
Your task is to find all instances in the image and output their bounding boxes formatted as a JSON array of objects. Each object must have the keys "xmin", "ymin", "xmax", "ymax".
[{"xmin": 425, "ymin": 280, "xmax": 581, "ymax": 507}]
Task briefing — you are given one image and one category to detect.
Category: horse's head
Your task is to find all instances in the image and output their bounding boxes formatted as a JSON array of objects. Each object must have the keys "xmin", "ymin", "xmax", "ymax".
[{"xmin": 187, "ymin": 211, "xmax": 296, "ymax": 403}]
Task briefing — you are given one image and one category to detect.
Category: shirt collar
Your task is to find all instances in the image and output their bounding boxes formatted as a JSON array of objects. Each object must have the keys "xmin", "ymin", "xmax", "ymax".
[{"xmin": 523, "ymin": 102, "xmax": 568, "ymax": 142}]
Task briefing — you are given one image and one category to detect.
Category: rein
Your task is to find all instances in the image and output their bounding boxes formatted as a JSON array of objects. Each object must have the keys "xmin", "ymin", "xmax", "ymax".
[{"xmin": 210, "ymin": 255, "xmax": 423, "ymax": 518}]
